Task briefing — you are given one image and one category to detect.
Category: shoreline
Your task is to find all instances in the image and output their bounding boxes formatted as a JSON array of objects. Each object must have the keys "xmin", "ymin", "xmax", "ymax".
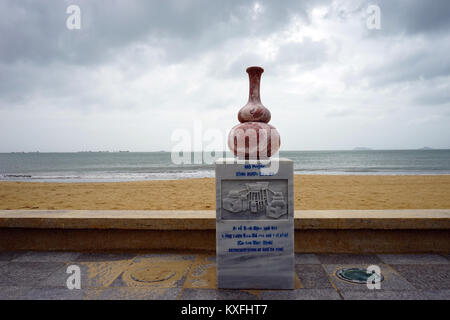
[
  {"xmin": 1, "ymin": 172, "xmax": 450, "ymax": 184},
  {"xmin": 1, "ymin": 175, "xmax": 449, "ymax": 211}
]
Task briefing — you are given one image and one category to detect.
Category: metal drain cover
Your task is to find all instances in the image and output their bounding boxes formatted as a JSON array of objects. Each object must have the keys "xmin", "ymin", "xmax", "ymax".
[
  {"xmin": 336, "ymin": 268, "xmax": 384, "ymax": 284},
  {"xmin": 130, "ymin": 267, "xmax": 176, "ymax": 283}
]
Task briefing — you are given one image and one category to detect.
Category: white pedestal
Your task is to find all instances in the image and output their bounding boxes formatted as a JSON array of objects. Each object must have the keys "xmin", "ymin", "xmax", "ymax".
[{"xmin": 215, "ymin": 158, "xmax": 295, "ymax": 289}]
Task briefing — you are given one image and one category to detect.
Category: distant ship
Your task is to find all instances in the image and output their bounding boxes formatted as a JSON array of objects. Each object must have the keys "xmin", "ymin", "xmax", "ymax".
[
  {"xmin": 419, "ymin": 147, "xmax": 434, "ymax": 150},
  {"xmin": 353, "ymin": 147, "xmax": 372, "ymax": 151}
]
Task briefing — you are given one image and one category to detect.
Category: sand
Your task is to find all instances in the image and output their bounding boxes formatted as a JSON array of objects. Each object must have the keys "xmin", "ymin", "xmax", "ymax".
[{"xmin": 0, "ymin": 175, "xmax": 449, "ymax": 210}]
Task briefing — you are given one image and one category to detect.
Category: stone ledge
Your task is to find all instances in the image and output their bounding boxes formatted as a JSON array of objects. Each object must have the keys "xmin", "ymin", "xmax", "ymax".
[
  {"xmin": 0, "ymin": 209, "xmax": 449, "ymax": 230},
  {"xmin": 1, "ymin": 210, "xmax": 449, "ymax": 253},
  {"xmin": 294, "ymin": 210, "xmax": 450, "ymax": 230}
]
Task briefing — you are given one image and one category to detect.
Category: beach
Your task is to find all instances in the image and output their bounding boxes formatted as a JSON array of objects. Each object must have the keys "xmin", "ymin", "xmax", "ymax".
[{"xmin": 0, "ymin": 175, "xmax": 449, "ymax": 210}]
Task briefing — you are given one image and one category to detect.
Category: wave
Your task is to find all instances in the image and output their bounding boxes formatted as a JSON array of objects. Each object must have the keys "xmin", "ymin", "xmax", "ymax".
[
  {"xmin": 0, "ymin": 170, "xmax": 215, "ymax": 182},
  {"xmin": 293, "ymin": 169, "xmax": 450, "ymax": 175},
  {"xmin": 2, "ymin": 169, "xmax": 449, "ymax": 182},
  {"xmin": 3, "ymin": 174, "xmax": 33, "ymax": 178}
]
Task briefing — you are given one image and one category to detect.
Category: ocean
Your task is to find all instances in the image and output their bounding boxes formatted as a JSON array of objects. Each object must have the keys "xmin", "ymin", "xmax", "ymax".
[{"xmin": 0, "ymin": 150, "xmax": 449, "ymax": 182}]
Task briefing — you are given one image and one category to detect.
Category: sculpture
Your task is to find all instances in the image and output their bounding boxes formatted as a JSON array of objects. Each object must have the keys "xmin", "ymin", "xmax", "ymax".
[
  {"xmin": 222, "ymin": 182, "xmax": 287, "ymax": 219},
  {"xmin": 228, "ymin": 66, "xmax": 280, "ymax": 159}
]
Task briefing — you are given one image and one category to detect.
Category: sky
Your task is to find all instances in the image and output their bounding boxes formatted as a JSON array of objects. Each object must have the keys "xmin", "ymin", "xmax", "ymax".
[{"xmin": 0, "ymin": 0, "xmax": 449, "ymax": 152}]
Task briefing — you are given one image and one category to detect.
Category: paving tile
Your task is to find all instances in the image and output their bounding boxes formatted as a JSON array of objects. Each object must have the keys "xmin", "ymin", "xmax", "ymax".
[
  {"xmin": 323, "ymin": 264, "xmax": 415, "ymax": 292},
  {"xmin": 392, "ymin": 264, "xmax": 450, "ymax": 290},
  {"xmin": 13, "ymin": 251, "xmax": 81, "ymax": 263},
  {"xmin": 133, "ymin": 253, "xmax": 197, "ymax": 262},
  {"xmin": 260, "ymin": 289, "xmax": 341, "ymax": 300},
  {"xmin": 180, "ymin": 288, "xmax": 259, "ymax": 300},
  {"xmin": 294, "ymin": 265, "xmax": 332, "ymax": 289},
  {"xmin": 98, "ymin": 287, "xmax": 182, "ymax": 300},
  {"xmin": 295, "ymin": 254, "xmax": 320, "ymax": 265},
  {"xmin": 0, "ymin": 286, "xmax": 33, "ymax": 300},
  {"xmin": 0, "ymin": 251, "xmax": 26, "ymax": 262},
  {"xmin": 0, "ymin": 261, "xmax": 9, "ymax": 267},
  {"xmin": 184, "ymin": 255, "xmax": 217, "ymax": 289},
  {"xmin": 41, "ymin": 260, "xmax": 132, "ymax": 288},
  {"xmin": 38, "ymin": 264, "xmax": 78, "ymax": 288},
  {"xmin": 37, "ymin": 253, "xmax": 138, "ymax": 288},
  {"xmin": 75, "ymin": 252, "xmax": 137, "ymax": 262},
  {"xmin": 421, "ymin": 290, "xmax": 450, "ymax": 300},
  {"xmin": 340, "ymin": 290, "xmax": 427, "ymax": 300},
  {"xmin": 378, "ymin": 254, "xmax": 449, "ymax": 265},
  {"xmin": 317, "ymin": 254, "xmax": 382, "ymax": 265},
  {"xmin": 0, "ymin": 262, "xmax": 65, "ymax": 286},
  {"xmin": 23, "ymin": 287, "xmax": 103, "ymax": 300},
  {"xmin": 109, "ymin": 255, "xmax": 193, "ymax": 288}
]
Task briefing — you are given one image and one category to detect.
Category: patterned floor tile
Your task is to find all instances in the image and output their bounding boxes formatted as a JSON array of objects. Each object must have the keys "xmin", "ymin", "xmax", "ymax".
[
  {"xmin": 421, "ymin": 289, "xmax": 450, "ymax": 300},
  {"xmin": 23, "ymin": 287, "xmax": 103, "ymax": 300},
  {"xmin": 378, "ymin": 254, "xmax": 449, "ymax": 265},
  {"xmin": 295, "ymin": 265, "xmax": 333, "ymax": 289},
  {"xmin": 295, "ymin": 254, "xmax": 320, "ymax": 265},
  {"xmin": 340, "ymin": 290, "xmax": 427, "ymax": 300},
  {"xmin": 41, "ymin": 260, "xmax": 133, "ymax": 288},
  {"xmin": 317, "ymin": 254, "xmax": 382, "ymax": 265},
  {"xmin": 98, "ymin": 287, "xmax": 181, "ymax": 300},
  {"xmin": 0, "ymin": 262, "xmax": 65, "ymax": 286},
  {"xmin": 13, "ymin": 251, "xmax": 81, "ymax": 263},
  {"xmin": 0, "ymin": 286, "xmax": 33, "ymax": 300},
  {"xmin": 109, "ymin": 255, "xmax": 194, "ymax": 288},
  {"xmin": 392, "ymin": 264, "xmax": 450, "ymax": 290},
  {"xmin": 0, "ymin": 251, "xmax": 26, "ymax": 262},
  {"xmin": 184, "ymin": 255, "xmax": 216, "ymax": 289},
  {"xmin": 75, "ymin": 252, "xmax": 137, "ymax": 262}
]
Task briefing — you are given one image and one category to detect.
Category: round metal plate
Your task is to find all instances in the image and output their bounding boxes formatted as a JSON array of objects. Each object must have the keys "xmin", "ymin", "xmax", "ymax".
[{"xmin": 336, "ymin": 268, "xmax": 384, "ymax": 284}]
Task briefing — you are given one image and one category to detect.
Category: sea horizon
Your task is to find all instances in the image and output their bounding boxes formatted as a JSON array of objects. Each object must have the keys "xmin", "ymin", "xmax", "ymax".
[
  {"xmin": 1, "ymin": 149, "xmax": 449, "ymax": 182},
  {"xmin": 2, "ymin": 147, "xmax": 449, "ymax": 153}
]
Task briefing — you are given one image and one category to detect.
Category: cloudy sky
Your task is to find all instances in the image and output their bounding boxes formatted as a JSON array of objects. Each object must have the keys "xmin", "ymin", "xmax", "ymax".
[{"xmin": 1, "ymin": 0, "xmax": 449, "ymax": 152}]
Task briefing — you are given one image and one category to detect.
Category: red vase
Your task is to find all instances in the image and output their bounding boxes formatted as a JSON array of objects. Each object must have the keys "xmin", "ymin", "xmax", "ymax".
[
  {"xmin": 238, "ymin": 66, "xmax": 271, "ymax": 123},
  {"xmin": 228, "ymin": 66, "xmax": 280, "ymax": 159}
]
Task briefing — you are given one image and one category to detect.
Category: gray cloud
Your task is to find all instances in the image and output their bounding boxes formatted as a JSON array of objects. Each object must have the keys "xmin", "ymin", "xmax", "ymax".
[
  {"xmin": 0, "ymin": 0, "xmax": 325, "ymax": 66},
  {"xmin": 330, "ymin": 0, "xmax": 450, "ymax": 37},
  {"xmin": 0, "ymin": 0, "xmax": 326, "ymax": 107},
  {"xmin": 375, "ymin": 0, "xmax": 450, "ymax": 36},
  {"xmin": 0, "ymin": 0, "xmax": 449, "ymax": 151},
  {"xmin": 350, "ymin": 37, "xmax": 450, "ymax": 88},
  {"xmin": 273, "ymin": 39, "xmax": 328, "ymax": 69}
]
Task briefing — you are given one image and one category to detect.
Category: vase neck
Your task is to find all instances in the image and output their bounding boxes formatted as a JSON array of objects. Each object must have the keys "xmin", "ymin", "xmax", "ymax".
[{"xmin": 247, "ymin": 66, "xmax": 264, "ymax": 103}]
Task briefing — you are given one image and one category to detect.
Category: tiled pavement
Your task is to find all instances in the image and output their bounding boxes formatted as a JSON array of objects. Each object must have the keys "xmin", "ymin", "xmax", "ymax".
[{"xmin": 0, "ymin": 251, "xmax": 449, "ymax": 300}]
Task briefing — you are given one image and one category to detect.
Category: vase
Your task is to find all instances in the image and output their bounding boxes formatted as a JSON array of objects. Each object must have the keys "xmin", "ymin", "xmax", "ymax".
[{"xmin": 228, "ymin": 66, "xmax": 280, "ymax": 159}]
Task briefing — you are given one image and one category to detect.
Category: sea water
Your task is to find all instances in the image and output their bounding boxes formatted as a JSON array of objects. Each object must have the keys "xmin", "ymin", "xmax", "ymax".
[{"xmin": 0, "ymin": 150, "xmax": 449, "ymax": 182}]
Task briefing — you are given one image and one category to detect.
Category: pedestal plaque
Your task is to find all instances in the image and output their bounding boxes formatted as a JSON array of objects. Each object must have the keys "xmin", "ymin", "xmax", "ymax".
[
  {"xmin": 216, "ymin": 158, "xmax": 295, "ymax": 289},
  {"xmin": 216, "ymin": 66, "xmax": 294, "ymax": 289}
]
